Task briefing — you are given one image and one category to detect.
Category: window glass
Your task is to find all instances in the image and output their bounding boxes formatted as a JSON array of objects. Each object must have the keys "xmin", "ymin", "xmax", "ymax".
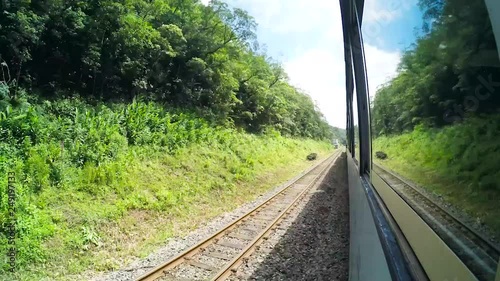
[
  {"xmin": 347, "ymin": 94, "xmax": 353, "ymax": 155},
  {"xmin": 364, "ymin": 0, "xmax": 500, "ymax": 279},
  {"xmin": 352, "ymin": 70, "xmax": 360, "ymax": 163}
]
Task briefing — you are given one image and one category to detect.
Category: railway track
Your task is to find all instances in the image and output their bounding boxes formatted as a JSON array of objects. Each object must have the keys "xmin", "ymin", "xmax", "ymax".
[
  {"xmin": 373, "ymin": 164, "xmax": 500, "ymax": 281},
  {"xmin": 136, "ymin": 151, "xmax": 341, "ymax": 281}
]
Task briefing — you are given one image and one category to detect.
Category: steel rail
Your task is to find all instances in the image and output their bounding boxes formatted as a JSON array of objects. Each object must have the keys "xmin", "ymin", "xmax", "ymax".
[
  {"xmin": 212, "ymin": 151, "xmax": 340, "ymax": 280},
  {"xmin": 136, "ymin": 151, "xmax": 340, "ymax": 281}
]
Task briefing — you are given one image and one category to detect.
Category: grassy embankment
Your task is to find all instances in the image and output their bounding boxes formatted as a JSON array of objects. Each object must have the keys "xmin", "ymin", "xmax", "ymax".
[
  {"xmin": 373, "ymin": 116, "xmax": 500, "ymax": 238},
  {"xmin": 0, "ymin": 98, "xmax": 333, "ymax": 281}
]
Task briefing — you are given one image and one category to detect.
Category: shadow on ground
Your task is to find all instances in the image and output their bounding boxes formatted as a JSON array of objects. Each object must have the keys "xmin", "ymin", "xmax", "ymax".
[{"xmin": 246, "ymin": 153, "xmax": 349, "ymax": 281}]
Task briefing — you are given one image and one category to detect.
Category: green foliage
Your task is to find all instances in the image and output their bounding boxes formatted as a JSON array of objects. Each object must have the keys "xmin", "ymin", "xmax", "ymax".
[
  {"xmin": 0, "ymin": 0, "xmax": 332, "ymax": 140},
  {"xmin": 0, "ymin": 91, "xmax": 333, "ymax": 277},
  {"xmin": 331, "ymin": 127, "xmax": 346, "ymax": 145},
  {"xmin": 372, "ymin": 0, "xmax": 499, "ymax": 136},
  {"xmin": 374, "ymin": 116, "xmax": 500, "ymax": 191},
  {"xmin": 373, "ymin": 116, "xmax": 500, "ymax": 236},
  {"xmin": 0, "ymin": 1, "xmax": 335, "ymax": 277},
  {"xmin": 370, "ymin": 0, "xmax": 500, "ymax": 248}
]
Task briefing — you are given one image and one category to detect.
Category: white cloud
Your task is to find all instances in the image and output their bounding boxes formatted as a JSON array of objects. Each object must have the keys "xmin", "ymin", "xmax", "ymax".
[
  {"xmin": 284, "ymin": 44, "xmax": 400, "ymax": 128},
  {"xmin": 228, "ymin": 0, "xmax": 339, "ymax": 34},
  {"xmin": 364, "ymin": 0, "xmax": 401, "ymax": 23},
  {"xmin": 364, "ymin": 45, "xmax": 401, "ymax": 97},
  {"xmin": 364, "ymin": 0, "xmax": 416, "ymax": 23},
  {"xmin": 284, "ymin": 48, "xmax": 346, "ymax": 128},
  {"xmin": 225, "ymin": 0, "xmax": 405, "ymax": 128}
]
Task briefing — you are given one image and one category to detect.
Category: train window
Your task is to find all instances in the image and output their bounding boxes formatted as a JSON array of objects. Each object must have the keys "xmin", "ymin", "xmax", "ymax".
[
  {"xmin": 352, "ymin": 72, "xmax": 360, "ymax": 164},
  {"xmin": 364, "ymin": 0, "xmax": 500, "ymax": 280}
]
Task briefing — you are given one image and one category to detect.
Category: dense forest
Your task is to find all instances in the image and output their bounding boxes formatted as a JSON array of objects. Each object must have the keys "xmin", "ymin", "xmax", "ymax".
[
  {"xmin": 372, "ymin": 0, "xmax": 500, "ymax": 135},
  {"xmin": 0, "ymin": 0, "xmax": 333, "ymax": 139},
  {"xmin": 0, "ymin": 0, "xmax": 337, "ymax": 279},
  {"xmin": 331, "ymin": 127, "xmax": 346, "ymax": 145},
  {"xmin": 372, "ymin": 0, "xmax": 500, "ymax": 237}
]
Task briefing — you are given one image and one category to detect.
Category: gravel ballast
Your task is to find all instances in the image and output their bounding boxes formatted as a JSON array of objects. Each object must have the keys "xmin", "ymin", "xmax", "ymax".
[
  {"xmin": 83, "ymin": 156, "xmax": 336, "ymax": 281},
  {"xmin": 229, "ymin": 153, "xmax": 349, "ymax": 281}
]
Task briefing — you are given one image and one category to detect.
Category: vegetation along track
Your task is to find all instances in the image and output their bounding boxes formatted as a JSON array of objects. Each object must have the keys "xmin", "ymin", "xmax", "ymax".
[
  {"xmin": 136, "ymin": 152, "xmax": 341, "ymax": 281},
  {"xmin": 373, "ymin": 164, "xmax": 500, "ymax": 281}
]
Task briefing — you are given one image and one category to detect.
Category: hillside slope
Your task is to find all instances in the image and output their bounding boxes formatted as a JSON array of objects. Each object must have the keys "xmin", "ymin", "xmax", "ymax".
[{"xmin": 0, "ymin": 98, "xmax": 333, "ymax": 280}]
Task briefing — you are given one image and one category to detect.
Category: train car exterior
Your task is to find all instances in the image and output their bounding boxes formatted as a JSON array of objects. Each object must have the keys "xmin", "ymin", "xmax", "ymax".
[{"xmin": 341, "ymin": 0, "xmax": 500, "ymax": 280}]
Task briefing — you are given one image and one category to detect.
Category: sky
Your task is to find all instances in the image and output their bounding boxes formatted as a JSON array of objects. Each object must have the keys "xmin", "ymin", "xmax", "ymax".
[{"xmin": 202, "ymin": 0, "xmax": 423, "ymax": 128}]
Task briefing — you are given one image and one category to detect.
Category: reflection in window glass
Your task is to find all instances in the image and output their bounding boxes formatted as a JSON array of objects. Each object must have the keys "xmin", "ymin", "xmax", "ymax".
[
  {"xmin": 352, "ymin": 73, "xmax": 360, "ymax": 163},
  {"xmin": 364, "ymin": 0, "xmax": 500, "ymax": 280}
]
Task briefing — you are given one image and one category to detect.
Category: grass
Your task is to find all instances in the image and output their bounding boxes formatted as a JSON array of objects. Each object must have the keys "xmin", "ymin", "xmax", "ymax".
[
  {"xmin": 0, "ymin": 98, "xmax": 333, "ymax": 281},
  {"xmin": 373, "ymin": 116, "xmax": 500, "ymax": 239}
]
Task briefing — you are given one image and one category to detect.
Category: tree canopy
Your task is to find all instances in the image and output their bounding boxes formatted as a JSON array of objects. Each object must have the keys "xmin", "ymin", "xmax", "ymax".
[
  {"xmin": 372, "ymin": 0, "xmax": 500, "ymax": 136},
  {"xmin": 0, "ymin": 0, "xmax": 333, "ymax": 140}
]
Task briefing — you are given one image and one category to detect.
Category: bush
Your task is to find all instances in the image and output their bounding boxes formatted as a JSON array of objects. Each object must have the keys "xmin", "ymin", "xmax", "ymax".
[
  {"xmin": 0, "ymin": 95, "xmax": 333, "ymax": 277},
  {"xmin": 374, "ymin": 115, "xmax": 500, "ymax": 191}
]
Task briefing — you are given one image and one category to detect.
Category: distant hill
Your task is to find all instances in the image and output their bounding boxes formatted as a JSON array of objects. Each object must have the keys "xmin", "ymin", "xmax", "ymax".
[{"xmin": 331, "ymin": 127, "xmax": 347, "ymax": 145}]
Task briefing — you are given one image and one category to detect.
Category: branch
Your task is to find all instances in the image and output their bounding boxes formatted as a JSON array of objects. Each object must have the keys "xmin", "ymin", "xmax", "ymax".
[
  {"xmin": 269, "ymin": 77, "xmax": 280, "ymax": 88},
  {"xmin": 240, "ymin": 73, "xmax": 256, "ymax": 84},
  {"xmin": 204, "ymin": 30, "xmax": 236, "ymax": 56}
]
